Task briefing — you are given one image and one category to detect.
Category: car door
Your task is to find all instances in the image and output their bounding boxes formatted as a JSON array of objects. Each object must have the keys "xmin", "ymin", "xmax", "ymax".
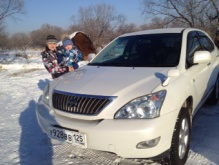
[
  {"xmin": 185, "ymin": 31, "xmax": 212, "ymax": 106},
  {"xmin": 197, "ymin": 31, "xmax": 219, "ymax": 93}
]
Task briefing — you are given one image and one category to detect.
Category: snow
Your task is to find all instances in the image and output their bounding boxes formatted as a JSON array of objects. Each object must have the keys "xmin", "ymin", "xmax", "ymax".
[{"xmin": 0, "ymin": 50, "xmax": 219, "ymax": 165}]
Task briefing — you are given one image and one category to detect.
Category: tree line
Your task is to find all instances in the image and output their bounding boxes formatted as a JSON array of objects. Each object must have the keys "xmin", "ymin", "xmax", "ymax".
[{"xmin": 0, "ymin": 0, "xmax": 219, "ymax": 51}]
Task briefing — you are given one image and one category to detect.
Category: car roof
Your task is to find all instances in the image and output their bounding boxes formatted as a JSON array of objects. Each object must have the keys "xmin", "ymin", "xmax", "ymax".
[{"xmin": 121, "ymin": 28, "xmax": 186, "ymax": 37}]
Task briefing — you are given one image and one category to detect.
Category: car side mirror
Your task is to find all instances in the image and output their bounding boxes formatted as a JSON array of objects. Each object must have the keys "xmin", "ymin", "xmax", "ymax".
[{"xmin": 193, "ymin": 51, "xmax": 211, "ymax": 64}]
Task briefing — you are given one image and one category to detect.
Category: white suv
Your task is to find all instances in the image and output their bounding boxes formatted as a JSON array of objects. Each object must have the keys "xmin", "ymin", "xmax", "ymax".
[{"xmin": 36, "ymin": 28, "xmax": 219, "ymax": 165}]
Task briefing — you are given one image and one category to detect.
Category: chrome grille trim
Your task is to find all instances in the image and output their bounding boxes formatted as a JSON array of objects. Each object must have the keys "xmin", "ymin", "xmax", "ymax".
[{"xmin": 52, "ymin": 90, "xmax": 117, "ymax": 115}]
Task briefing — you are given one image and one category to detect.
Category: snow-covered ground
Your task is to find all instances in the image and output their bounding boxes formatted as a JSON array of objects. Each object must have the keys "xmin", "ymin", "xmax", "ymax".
[{"xmin": 0, "ymin": 50, "xmax": 219, "ymax": 165}]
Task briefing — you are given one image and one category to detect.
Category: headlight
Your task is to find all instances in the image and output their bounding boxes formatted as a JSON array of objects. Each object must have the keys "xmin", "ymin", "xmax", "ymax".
[
  {"xmin": 42, "ymin": 84, "xmax": 49, "ymax": 105},
  {"xmin": 114, "ymin": 90, "xmax": 166, "ymax": 119}
]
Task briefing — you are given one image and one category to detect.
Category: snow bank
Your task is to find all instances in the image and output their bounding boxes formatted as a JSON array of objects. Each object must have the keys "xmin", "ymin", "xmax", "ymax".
[
  {"xmin": 0, "ymin": 63, "xmax": 44, "ymax": 70},
  {"xmin": 0, "ymin": 50, "xmax": 44, "ymax": 70}
]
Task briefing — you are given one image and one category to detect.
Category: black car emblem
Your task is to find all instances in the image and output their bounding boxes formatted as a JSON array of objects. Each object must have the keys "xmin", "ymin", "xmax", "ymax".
[{"xmin": 67, "ymin": 99, "xmax": 78, "ymax": 107}]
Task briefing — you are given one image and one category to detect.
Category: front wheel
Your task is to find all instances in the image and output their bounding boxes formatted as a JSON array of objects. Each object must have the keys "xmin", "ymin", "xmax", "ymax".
[{"xmin": 165, "ymin": 108, "xmax": 191, "ymax": 165}]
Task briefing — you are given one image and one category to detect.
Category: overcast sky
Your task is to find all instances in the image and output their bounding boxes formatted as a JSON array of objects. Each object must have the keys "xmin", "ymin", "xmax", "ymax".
[{"xmin": 5, "ymin": 0, "xmax": 145, "ymax": 35}]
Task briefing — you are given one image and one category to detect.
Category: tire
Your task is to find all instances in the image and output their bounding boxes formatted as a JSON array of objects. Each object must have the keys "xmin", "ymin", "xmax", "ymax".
[
  {"xmin": 207, "ymin": 76, "xmax": 219, "ymax": 105},
  {"xmin": 165, "ymin": 108, "xmax": 191, "ymax": 165}
]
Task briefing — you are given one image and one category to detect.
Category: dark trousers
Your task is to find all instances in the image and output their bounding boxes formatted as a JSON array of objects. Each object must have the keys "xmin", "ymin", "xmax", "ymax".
[{"xmin": 52, "ymin": 72, "xmax": 66, "ymax": 79}]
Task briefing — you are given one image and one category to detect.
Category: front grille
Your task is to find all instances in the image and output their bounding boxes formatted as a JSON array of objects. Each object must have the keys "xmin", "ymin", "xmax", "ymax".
[{"xmin": 52, "ymin": 90, "xmax": 116, "ymax": 115}]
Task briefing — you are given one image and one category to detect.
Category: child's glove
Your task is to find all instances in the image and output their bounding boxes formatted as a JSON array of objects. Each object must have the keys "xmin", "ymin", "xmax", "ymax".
[{"xmin": 72, "ymin": 62, "xmax": 79, "ymax": 69}]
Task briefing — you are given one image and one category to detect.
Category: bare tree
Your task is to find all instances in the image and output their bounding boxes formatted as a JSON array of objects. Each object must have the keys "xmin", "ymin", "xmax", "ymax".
[
  {"xmin": 0, "ymin": 0, "xmax": 25, "ymax": 25},
  {"xmin": 140, "ymin": 0, "xmax": 219, "ymax": 28},
  {"xmin": 10, "ymin": 33, "xmax": 30, "ymax": 50},
  {"xmin": 114, "ymin": 23, "xmax": 140, "ymax": 38},
  {"xmin": 138, "ymin": 17, "xmax": 173, "ymax": 31},
  {"xmin": 209, "ymin": 0, "xmax": 219, "ymax": 23},
  {"xmin": 9, "ymin": 32, "xmax": 30, "ymax": 58},
  {"xmin": 69, "ymin": 3, "xmax": 126, "ymax": 47},
  {"xmin": 0, "ymin": 0, "xmax": 25, "ymax": 50},
  {"xmin": 148, "ymin": 17, "xmax": 170, "ymax": 29},
  {"xmin": 30, "ymin": 24, "xmax": 64, "ymax": 48},
  {"xmin": 0, "ymin": 26, "xmax": 9, "ymax": 50}
]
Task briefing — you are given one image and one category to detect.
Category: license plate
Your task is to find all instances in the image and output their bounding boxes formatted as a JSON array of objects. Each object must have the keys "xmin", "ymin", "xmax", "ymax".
[{"xmin": 48, "ymin": 127, "xmax": 87, "ymax": 148}]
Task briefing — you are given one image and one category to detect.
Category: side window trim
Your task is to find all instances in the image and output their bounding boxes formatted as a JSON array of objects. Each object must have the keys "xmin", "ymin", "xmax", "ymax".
[
  {"xmin": 197, "ymin": 31, "xmax": 214, "ymax": 52},
  {"xmin": 186, "ymin": 31, "xmax": 201, "ymax": 69}
]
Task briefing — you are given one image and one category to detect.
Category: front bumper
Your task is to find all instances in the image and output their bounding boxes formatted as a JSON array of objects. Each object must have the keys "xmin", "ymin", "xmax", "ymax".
[{"xmin": 36, "ymin": 98, "xmax": 179, "ymax": 159}]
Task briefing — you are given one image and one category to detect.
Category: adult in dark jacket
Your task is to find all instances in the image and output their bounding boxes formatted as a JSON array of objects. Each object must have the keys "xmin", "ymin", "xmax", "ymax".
[{"xmin": 41, "ymin": 35, "xmax": 68, "ymax": 79}]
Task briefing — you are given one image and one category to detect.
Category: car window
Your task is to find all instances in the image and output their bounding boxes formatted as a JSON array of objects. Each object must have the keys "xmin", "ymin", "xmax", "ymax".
[
  {"xmin": 197, "ymin": 32, "xmax": 214, "ymax": 52},
  {"xmin": 186, "ymin": 32, "xmax": 202, "ymax": 68},
  {"xmin": 90, "ymin": 33, "xmax": 182, "ymax": 67}
]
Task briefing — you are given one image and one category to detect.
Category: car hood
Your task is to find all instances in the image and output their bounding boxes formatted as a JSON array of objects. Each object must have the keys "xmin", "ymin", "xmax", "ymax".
[{"xmin": 54, "ymin": 65, "xmax": 171, "ymax": 97}]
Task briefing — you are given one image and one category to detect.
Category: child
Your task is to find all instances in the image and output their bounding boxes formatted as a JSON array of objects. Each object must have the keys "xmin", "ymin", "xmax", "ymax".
[{"xmin": 61, "ymin": 38, "xmax": 83, "ymax": 71}]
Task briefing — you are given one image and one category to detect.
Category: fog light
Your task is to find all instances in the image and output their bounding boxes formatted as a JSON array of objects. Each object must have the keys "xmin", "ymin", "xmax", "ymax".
[{"xmin": 136, "ymin": 137, "xmax": 160, "ymax": 149}]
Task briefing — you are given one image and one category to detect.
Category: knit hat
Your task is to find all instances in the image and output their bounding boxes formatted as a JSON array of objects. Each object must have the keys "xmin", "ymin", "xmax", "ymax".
[
  {"xmin": 63, "ymin": 39, "xmax": 73, "ymax": 47},
  {"xmin": 46, "ymin": 35, "xmax": 57, "ymax": 44}
]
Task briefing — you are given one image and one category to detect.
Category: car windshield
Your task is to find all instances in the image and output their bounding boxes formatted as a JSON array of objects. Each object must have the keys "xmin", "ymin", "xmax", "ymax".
[{"xmin": 89, "ymin": 33, "xmax": 182, "ymax": 67}]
